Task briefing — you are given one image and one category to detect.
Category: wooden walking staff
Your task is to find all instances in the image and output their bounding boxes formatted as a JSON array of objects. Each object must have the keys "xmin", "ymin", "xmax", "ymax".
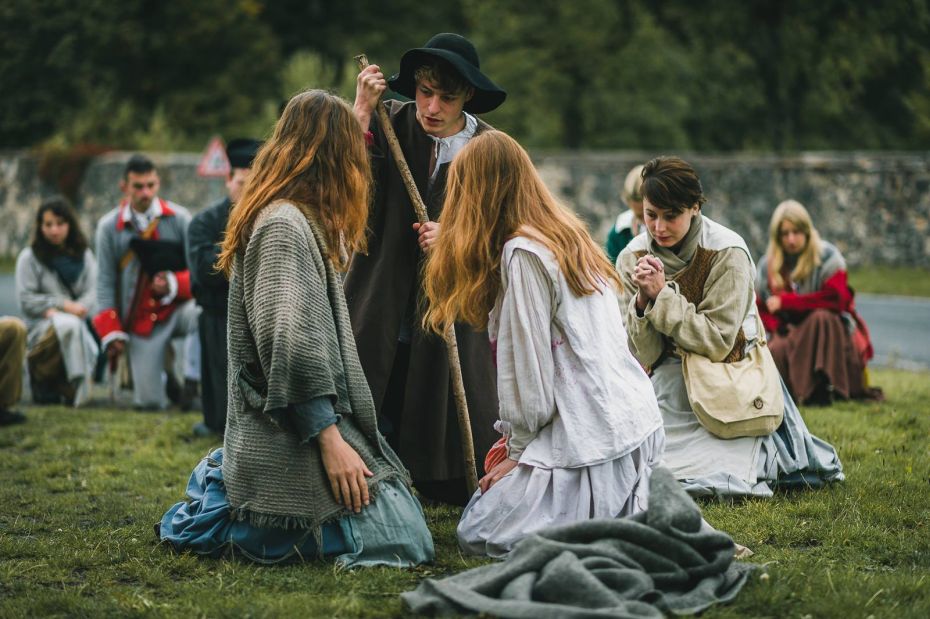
[{"xmin": 355, "ymin": 54, "xmax": 479, "ymax": 495}]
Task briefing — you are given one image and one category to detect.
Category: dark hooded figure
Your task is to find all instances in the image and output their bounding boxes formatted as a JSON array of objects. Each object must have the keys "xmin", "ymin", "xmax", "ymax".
[{"xmin": 346, "ymin": 33, "xmax": 507, "ymax": 505}]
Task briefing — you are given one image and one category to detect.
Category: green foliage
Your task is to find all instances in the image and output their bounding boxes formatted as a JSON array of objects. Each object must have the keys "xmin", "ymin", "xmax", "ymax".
[
  {"xmin": 0, "ymin": 369, "xmax": 928, "ymax": 616},
  {"xmin": 0, "ymin": 0, "xmax": 282, "ymax": 149},
  {"xmin": 1, "ymin": 0, "xmax": 929, "ymax": 151}
]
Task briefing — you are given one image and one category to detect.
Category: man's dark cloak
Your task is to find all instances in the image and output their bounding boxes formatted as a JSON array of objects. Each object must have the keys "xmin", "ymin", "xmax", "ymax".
[
  {"xmin": 186, "ymin": 197, "xmax": 231, "ymax": 432},
  {"xmin": 344, "ymin": 100, "xmax": 498, "ymax": 483}
]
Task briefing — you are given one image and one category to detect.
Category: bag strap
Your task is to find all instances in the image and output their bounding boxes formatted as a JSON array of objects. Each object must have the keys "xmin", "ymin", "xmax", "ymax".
[
  {"xmin": 678, "ymin": 311, "xmax": 768, "ymax": 360},
  {"xmin": 118, "ymin": 215, "xmax": 161, "ymax": 271},
  {"xmin": 753, "ymin": 312, "xmax": 768, "ymax": 347}
]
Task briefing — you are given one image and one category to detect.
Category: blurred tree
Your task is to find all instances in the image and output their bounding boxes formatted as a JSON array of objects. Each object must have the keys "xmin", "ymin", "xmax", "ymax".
[
  {"xmin": 469, "ymin": 0, "xmax": 694, "ymax": 149},
  {"xmin": 653, "ymin": 0, "xmax": 930, "ymax": 150},
  {"xmin": 258, "ymin": 0, "xmax": 468, "ymax": 90},
  {"xmin": 1, "ymin": 0, "xmax": 928, "ymax": 151},
  {"xmin": 0, "ymin": 0, "xmax": 281, "ymax": 148}
]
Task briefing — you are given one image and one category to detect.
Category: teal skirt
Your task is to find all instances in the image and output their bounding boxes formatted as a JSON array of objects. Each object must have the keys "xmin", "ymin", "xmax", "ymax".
[{"xmin": 159, "ymin": 448, "xmax": 435, "ymax": 567}]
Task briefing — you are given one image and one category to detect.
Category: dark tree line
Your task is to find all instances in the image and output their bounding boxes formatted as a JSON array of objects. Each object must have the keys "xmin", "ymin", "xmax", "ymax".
[{"xmin": 2, "ymin": 0, "xmax": 928, "ymax": 151}]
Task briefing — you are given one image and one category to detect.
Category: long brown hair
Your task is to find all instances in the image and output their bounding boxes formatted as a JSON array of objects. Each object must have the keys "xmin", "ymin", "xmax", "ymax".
[
  {"xmin": 765, "ymin": 199, "xmax": 822, "ymax": 292},
  {"xmin": 423, "ymin": 130, "xmax": 621, "ymax": 333},
  {"xmin": 216, "ymin": 90, "xmax": 370, "ymax": 275},
  {"xmin": 31, "ymin": 196, "xmax": 88, "ymax": 265}
]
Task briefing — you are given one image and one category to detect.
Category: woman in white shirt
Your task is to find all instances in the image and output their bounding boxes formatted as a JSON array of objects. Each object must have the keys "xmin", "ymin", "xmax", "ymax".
[
  {"xmin": 15, "ymin": 196, "xmax": 99, "ymax": 406},
  {"xmin": 422, "ymin": 130, "xmax": 664, "ymax": 558}
]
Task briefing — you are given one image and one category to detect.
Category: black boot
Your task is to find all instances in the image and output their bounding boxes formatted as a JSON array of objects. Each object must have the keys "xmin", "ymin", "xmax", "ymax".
[
  {"xmin": 165, "ymin": 372, "xmax": 183, "ymax": 406},
  {"xmin": 180, "ymin": 379, "xmax": 200, "ymax": 412},
  {"xmin": 0, "ymin": 408, "xmax": 27, "ymax": 426}
]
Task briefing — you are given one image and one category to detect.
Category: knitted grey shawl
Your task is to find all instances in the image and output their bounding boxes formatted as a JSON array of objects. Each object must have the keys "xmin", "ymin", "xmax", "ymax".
[{"xmin": 222, "ymin": 201, "xmax": 409, "ymax": 534}]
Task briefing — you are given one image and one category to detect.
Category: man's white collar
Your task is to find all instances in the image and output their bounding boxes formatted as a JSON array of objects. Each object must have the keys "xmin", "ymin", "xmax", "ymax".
[{"xmin": 121, "ymin": 198, "xmax": 163, "ymax": 223}]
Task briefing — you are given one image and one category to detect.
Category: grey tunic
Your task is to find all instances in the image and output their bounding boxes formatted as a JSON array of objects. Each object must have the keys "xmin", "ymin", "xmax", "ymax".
[
  {"xmin": 222, "ymin": 201, "xmax": 409, "ymax": 531},
  {"xmin": 15, "ymin": 247, "xmax": 99, "ymax": 402},
  {"xmin": 15, "ymin": 247, "xmax": 97, "ymax": 337}
]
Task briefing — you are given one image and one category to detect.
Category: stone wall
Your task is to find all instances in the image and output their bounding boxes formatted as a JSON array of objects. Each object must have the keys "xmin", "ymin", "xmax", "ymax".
[{"xmin": 2, "ymin": 149, "xmax": 929, "ymax": 266}]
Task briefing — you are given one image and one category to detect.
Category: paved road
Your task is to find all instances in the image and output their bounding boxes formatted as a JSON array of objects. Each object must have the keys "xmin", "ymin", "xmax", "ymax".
[
  {"xmin": 1, "ymin": 274, "xmax": 928, "ymax": 369},
  {"xmin": 854, "ymin": 293, "xmax": 930, "ymax": 371}
]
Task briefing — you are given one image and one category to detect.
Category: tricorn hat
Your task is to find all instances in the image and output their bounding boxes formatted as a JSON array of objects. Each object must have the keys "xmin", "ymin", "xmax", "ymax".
[
  {"xmin": 387, "ymin": 33, "xmax": 506, "ymax": 114},
  {"xmin": 226, "ymin": 138, "xmax": 262, "ymax": 170},
  {"xmin": 129, "ymin": 238, "xmax": 187, "ymax": 276}
]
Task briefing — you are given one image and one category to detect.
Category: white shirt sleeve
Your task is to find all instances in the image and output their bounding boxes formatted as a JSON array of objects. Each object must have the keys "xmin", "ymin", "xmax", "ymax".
[
  {"xmin": 159, "ymin": 271, "xmax": 179, "ymax": 305},
  {"xmin": 496, "ymin": 248, "xmax": 557, "ymax": 460}
]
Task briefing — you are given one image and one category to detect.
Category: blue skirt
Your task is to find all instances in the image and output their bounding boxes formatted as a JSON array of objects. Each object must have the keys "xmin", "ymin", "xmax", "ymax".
[{"xmin": 159, "ymin": 448, "xmax": 435, "ymax": 567}]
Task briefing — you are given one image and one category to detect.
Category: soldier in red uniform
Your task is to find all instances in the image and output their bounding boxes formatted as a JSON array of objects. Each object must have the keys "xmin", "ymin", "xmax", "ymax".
[{"xmin": 92, "ymin": 155, "xmax": 199, "ymax": 410}]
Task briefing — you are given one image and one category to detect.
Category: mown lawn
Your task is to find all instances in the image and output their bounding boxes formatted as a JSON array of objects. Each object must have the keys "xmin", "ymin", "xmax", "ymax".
[
  {"xmin": 849, "ymin": 266, "xmax": 930, "ymax": 298},
  {"xmin": 1, "ymin": 368, "xmax": 928, "ymax": 618}
]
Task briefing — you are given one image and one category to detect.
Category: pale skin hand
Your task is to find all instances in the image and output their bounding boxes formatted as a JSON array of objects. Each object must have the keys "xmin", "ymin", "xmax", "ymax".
[
  {"xmin": 150, "ymin": 271, "xmax": 169, "ymax": 297},
  {"xmin": 766, "ymin": 295, "xmax": 782, "ymax": 313},
  {"xmin": 479, "ymin": 458, "xmax": 519, "ymax": 494},
  {"xmin": 353, "ymin": 64, "xmax": 387, "ymax": 132},
  {"xmin": 633, "ymin": 255, "xmax": 666, "ymax": 312},
  {"xmin": 412, "ymin": 221, "xmax": 440, "ymax": 251},
  {"xmin": 45, "ymin": 301, "xmax": 89, "ymax": 319},
  {"xmin": 63, "ymin": 300, "xmax": 88, "ymax": 318},
  {"xmin": 318, "ymin": 424, "xmax": 373, "ymax": 513},
  {"xmin": 106, "ymin": 339, "xmax": 126, "ymax": 364}
]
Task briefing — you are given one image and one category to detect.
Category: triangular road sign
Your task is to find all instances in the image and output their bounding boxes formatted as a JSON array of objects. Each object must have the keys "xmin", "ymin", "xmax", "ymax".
[{"xmin": 197, "ymin": 136, "xmax": 230, "ymax": 177}]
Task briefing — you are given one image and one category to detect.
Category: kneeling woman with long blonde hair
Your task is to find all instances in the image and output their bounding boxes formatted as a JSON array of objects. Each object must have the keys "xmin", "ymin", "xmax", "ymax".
[
  {"xmin": 423, "ymin": 130, "xmax": 664, "ymax": 558},
  {"xmin": 158, "ymin": 90, "xmax": 433, "ymax": 567}
]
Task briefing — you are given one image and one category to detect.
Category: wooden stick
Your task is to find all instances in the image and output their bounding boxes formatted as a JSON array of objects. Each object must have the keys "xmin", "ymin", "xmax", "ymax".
[{"xmin": 355, "ymin": 54, "xmax": 479, "ymax": 495}]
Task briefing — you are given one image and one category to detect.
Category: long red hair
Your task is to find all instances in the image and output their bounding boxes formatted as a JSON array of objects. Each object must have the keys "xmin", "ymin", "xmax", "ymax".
[
  {"xmin": 423, "ymin": 130, "xmax": 620, "ymax": 333},
  {"xmin": 216, "ymin": 90, "xmax": 370, "ymax": 275}
]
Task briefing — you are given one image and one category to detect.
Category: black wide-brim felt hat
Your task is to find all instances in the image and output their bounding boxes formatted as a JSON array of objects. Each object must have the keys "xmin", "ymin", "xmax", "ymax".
[
  {"xmin": 387, "ymin": 33, "xmax": 507, "ymax": 114},
  {"xmin": 226, "ymin": 138, "xmax": 262, "ymax": 169}
]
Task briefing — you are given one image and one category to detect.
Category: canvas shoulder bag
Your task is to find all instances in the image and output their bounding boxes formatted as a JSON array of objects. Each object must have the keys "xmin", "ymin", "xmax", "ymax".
[{"xmin": 679, "ymin": 313, "xmax": 784, "ymax": 439}]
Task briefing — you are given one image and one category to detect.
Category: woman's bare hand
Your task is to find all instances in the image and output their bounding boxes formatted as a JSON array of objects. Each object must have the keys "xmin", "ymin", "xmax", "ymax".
[
  {"xmin": 633, "ymin": 255, "xmax": 666, "ymax": 309},
  {"xmin": 478, "ymin": 458, "xmax": 519, "ymax": 494},
  {"xmin": 318, "ymin": 424, "xmax": 373, "ymax": 513}
]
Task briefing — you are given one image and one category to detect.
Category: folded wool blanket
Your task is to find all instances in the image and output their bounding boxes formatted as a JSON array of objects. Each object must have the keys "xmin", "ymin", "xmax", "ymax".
[{"xmin": 402, "ymin": 468, "xmax": 755, "ymax": 618}]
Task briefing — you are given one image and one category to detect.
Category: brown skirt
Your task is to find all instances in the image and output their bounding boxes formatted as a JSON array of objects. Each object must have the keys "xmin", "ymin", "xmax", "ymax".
[{"xmin": 768, "ymin": 309, "xmax": 866, "ymax": 405}]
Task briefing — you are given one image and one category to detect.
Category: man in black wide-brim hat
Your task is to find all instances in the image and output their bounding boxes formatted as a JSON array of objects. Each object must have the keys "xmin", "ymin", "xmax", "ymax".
[{"xmin": 345, "ymin": 33, "xmax": 506, "ymax": 506}]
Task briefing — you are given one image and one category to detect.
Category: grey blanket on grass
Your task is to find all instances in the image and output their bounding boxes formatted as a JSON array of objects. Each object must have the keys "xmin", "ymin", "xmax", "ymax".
[{"xmin": 402, "ymin": 468, "xmax": 755, "ymax": 618}]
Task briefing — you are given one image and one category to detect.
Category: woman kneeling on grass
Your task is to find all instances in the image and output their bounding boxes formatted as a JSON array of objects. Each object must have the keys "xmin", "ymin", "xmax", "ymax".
[
  {"xmin": 616, "ymin": 156, "xmax": 844, "ymax": 497},
  {"xmin": 756, "ymin": 200, "xmax": 881, "ymax": 405},
  {"xmin": 423, "ymin": 130, "xmax": 665, "ymax": 558},
  {"xmin": 157, "ymin": 90, "xmax": 434, "ymax": 567}
]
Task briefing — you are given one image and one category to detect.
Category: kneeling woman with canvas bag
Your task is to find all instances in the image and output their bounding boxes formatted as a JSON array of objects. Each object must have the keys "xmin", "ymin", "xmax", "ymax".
[{"xmin": 617, "ymin": 156, "xmax": 844, "ymax": 497}]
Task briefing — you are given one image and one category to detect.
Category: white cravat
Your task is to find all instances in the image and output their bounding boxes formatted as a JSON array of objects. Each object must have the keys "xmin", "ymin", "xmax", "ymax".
[{"xmin": 428, "ymin": 112, "xmax": 478, "ymax": 189}]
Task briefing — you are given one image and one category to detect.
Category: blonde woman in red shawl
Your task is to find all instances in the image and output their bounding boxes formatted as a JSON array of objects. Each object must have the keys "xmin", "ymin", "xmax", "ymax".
[{"xmin": 756, "ymin": 200, "xmax": 881, "ymax": 405}]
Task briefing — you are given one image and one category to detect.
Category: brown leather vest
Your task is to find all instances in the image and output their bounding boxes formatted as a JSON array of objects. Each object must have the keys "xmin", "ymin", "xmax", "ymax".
[{"xmin": 635, "ymin": 247, "xmax": 746, "ymax": 363}]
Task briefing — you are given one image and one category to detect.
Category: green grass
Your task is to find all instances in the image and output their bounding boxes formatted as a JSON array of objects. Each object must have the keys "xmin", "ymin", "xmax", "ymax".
[
  {"xmin": 850, "ymin": 266, "xmax": 930, "ymax": 297},
  {"xmin": 1, "ymin": 368, "xmax": 928, "ymax": 617},
  {"xmin": 1, "ymin": 259, "xmax": 927, "ymax": 297},
  {"xmin": 0, "ymin": 262, "xmax": 927, "ymax": 298}
]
